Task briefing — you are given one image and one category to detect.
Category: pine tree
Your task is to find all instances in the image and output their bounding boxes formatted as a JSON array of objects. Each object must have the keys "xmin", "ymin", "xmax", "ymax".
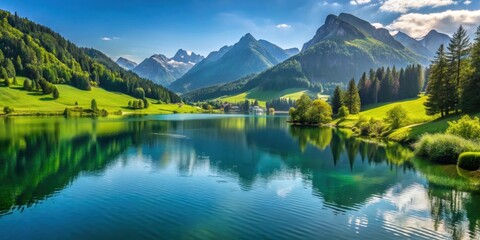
[
  {"xmin": 331, "ymin": 85, "xmax": 344, "ymax": 114},
  {"xmin": 345, "ymin": 79, "xmax": 361, "ymax": 114},
  {"xmin": 357, "ymin": 72, "xmax": 370, "ymax": 106},
  {"xmin": 425, "ymin": 45, "xmax": 450, "ymax": 117},
  {"xmin": 461, "ymin": 26, "xmax": 480, "ymax": 112},
  {"xmin": 447, "ymin": 25, "xmax": 471, "ymax": 112}
]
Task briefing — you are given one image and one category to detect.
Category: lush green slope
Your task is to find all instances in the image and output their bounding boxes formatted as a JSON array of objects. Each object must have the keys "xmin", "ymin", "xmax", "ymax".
[
  {"xmin": 334, "ymin": 95, "xmax": 480, "ymax": 143},
  {"xmin": 0, "ymin": 77, "xmax": 201, "ymax": 115},
  {"xmin": 215, "ymin": 88, "xmax": 326, "ymax": 107},
  {"xmin": 0, "ymin": 10, "xmax": 180, "ymax": 104}
]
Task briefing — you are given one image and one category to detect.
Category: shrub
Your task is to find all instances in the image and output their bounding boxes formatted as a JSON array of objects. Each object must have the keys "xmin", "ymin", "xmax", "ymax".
[
  {"xmin": 354, "ymin": 117, "xmax": 386, "ymax": 137},
  {"xmin": 446, "ymin": 115, "xmax": 480, "ymax": 142},
  {"xmin": 3, "ymin": 106, "xmax": 14, "ymax": 114},
  {"xmin": 415, "ymin": 134, "xmax": 480, "ymax": 164},
  {"xmin": 458, "ymin": 152, "xmax": 480, "ymax": 171},
  {"xmin": 385, "ymin": 105, "xmax": 408, "ymax": 129},
  {"xmin": 338, "ymin": 106, "xmax": 349, "ymax": 118}
]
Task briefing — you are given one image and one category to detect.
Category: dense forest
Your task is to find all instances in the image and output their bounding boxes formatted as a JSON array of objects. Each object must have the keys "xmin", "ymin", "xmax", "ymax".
[
  {"xmin": 425, "ymin": 25, "xmax": 480, "ymax": 116},
  {"xmin": 0, "ymin": 10, "xmax": 180, "ymax": 103}
]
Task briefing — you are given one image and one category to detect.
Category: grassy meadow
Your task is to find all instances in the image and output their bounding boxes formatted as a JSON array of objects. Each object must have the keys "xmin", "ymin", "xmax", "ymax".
[{"xmin": 0, "ymin": 77, "xmax": 202, "ymax": 115}]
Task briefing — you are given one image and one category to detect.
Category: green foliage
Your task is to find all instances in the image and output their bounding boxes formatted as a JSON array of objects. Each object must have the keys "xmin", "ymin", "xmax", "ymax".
[
  {"xmin": 461, "ymin": 26, "xmax": 480, "ymax": 113},
  {"xmin": 142, "ymin": 98, "xmax": 149, "ymax": 109},
  {"xmin": 446, "ymin": 115, "xmax": 480, "ymax": 142},
  {"xmin": 457, "ymin": 152, "xmax": 480, "ymax": 171},
  {"xmin": 338, "ymin": 106, "xmax": 349, "ymax": 118},
  {"xmin": 52, "ymin": 86, "xmax": 59, "ymax": 99},
  {"xmin": 3, "ymin": 106, "xmax": 14, "ymax": 114},
  {"xmin": 22, "ymin": 78, "xmax": 32, "ymax": 91},
  {"xmin": 415, "ymin": 134, "xmax": 480, "ymax": 164},
  {"xmin": 290, "ymin": 94, "xmax": 312, "ymax": 123},
  {"xmin": 306, "ymin": 99, "xmax": 333, "ymax": 124},
  {"xmin": 289, "ymin": 94, "xmax": 333, "ymax": 124},
  {"xmin": 354, "ymin": 116, "xmax": 386, "ymax": 137},
  {"xmin": 344, "ymin": 79, "xmax": 361, "ymax": 114},
  {"xmin": 91, "ymin": 99, "xmax": 98, "ymax": 112},
  {"xmin": 3, "ymin": 76, "xmax": 9, "ymax": 87},
  {"xmin": 385, "ymin": 105, "xmax": 408, "ymax": 129},
  {"xmin": 0, "ymin": 10, "xmax": 179, "ymax": 103},
  {"xmin": 331, "ymin": 86, "xmax": 344, "ymax": 114}
]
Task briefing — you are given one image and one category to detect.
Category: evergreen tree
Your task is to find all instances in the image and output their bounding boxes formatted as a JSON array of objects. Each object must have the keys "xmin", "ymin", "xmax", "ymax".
[
  {"xmin": 357, "ymin": 72, "xmax": 370, "ymax": 106},
  {"xmin": 23, "ymin": 79, "xmax": 32, "ymax": 91},
  {"xmin": 331, "ymin": 85, "xmax": 344, "ymax": 114},
  {"xmin": 425, "ymin": 45, "xmax": 451, "ymax": 117},
  {"xmin": 91, "ymin": 99, "xmax": 98, "ymax": 112},
  {"xmin": 344, "ymin": 79, "xmax": 361, "ymax": 114},
  {"xmin": 447, "ymin": 25, "xmax": 471, "ymax": 112},
  {"xmin": 5, "ymin": 59, "xmax": 15, "ymax": 77},
  {"xmin": 52, "ymin": 87, "xmax": 60, "ymax": 99},
  {"xmin": 142, "ymin": 98, "xmax": 149, "ymax": 109},
  {"xmin": 4, "ymin": 76, "xmax": 9, "ymax": 87},
  {"xmin": 461, "ymin": 26, "xmax": 480, "ymax": 112}
]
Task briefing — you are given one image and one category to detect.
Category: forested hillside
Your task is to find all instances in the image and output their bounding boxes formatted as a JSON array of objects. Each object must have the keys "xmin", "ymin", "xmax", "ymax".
[{"xmin": 0, "ymin": 10, "xmax": 180, "ymax": 103}]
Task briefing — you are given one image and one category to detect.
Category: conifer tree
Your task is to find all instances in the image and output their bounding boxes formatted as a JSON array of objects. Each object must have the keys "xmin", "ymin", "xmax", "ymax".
[
  {"xmin": 344, "ymin": 79, "xmax": 361, "ymax": 114},
  {"xmin": 425, "ymin": 45, "xmax": 451, "ymax": 117},
  {"xmin": 331, "ymin": 85, "xmax": 344, "ymax": 114},
  {"xmin": 461, "ymin": 26, "xmax": 480, "ymax": 112},
  {"xmin": 447, "ymin": 25, "xmax": 471, "ymax": 112}
]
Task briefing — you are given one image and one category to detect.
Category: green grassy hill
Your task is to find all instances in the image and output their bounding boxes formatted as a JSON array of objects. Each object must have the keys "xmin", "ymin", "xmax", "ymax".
[
  {"xmin": 215, "ymin": 88, "xmax": 328, "ymax": 107},
  {"xmin": 0, "ymin": 77, "xmax": 201, "ymax": 115},
  {"xmin": 335, "ymin": 95, "xmax": 479, "ymax": 143}
]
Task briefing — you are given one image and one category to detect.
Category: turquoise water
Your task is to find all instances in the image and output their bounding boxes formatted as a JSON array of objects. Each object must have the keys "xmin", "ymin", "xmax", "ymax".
[{"xmin": 0, "ymin": 115, "xmax": 479, "ymax": 239}]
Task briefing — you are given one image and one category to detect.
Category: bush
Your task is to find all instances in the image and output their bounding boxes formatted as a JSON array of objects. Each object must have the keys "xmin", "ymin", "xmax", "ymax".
[
  {"xmin": 446, "ymin": 115, "xmax": 480, "ymax": 142},
  {"xmin": 415, "ymin": 134, "xmax": 480, "ymax": 164},
  {"xmin": 458, "ymin": 152, "xmax": 480, "ymax": 171},
  {"xmin": 354, "ymin": 117, "xmax": 386, "ymax": 137},
  {"xmin": 3, "ymin": 106, "xmax": 14, "ymax": 114},
  {"xmin": 385, "ymin": 105, "xmax": 408, "ymax": 129},
  {"xmin": 338, "ymin": 106, "xmax": 349, "ymax": 118}
]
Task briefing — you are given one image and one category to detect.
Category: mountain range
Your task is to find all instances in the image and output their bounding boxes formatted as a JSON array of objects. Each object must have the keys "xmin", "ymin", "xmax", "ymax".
[
  {"xmin": 116, "ymin": 57, "xmax": 138, "ymax": 70},
  {"xmin": 130, "ymin": 49, "xmax": 204, "ymax": 86},
  {"xmin": 394, "ymin": 30, "xmax": 450, "ymax": 58},
  {"xmin": 183, "ymin": 13, "xmax": 449, "ymax": 101},
  {"xmin": 168, "ymin": 33, "xmax": 299, "ymax": 93}
]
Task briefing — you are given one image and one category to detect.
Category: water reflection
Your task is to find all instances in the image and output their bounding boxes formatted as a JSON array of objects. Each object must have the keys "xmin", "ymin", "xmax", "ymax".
[{"xmin": 0, "ymin": 115, "xmax": 479, "ymax": 239}]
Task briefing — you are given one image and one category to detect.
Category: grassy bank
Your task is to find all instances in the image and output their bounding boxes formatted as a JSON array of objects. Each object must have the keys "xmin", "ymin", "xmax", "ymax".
[
  {"xmin": 0, "ymin": 77, "xmax": 203, "ymax": 116},
  {"xmin": 333, "ymin": 95, "xmax": 480, "ymax": 143},
  {"xmin": 215, "ymin": 87, "xmax": 328, "ymax": 108}
]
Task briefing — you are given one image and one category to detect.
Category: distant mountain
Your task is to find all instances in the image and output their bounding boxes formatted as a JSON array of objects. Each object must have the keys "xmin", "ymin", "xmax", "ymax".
[
  {"xmin": 418, "ymin": 30, "xmax": 451, "ymax": 53},
  {"xmin": 394, "ymin": 32, "xmax": 433, "ymax": 58},
  {"xmin": 132, "ymin": 49, "xmax": 204, "ymax": 86},
  {"xmin": 183, "ymin": 13, "xmax": 430, "ymax": 101},
  {"xmin": 116, "ymin": 57, "xmax": 138, "ymax": 70},
  {"xmin": 169, "ymin": 33, "xmax": 297, "ymax": 93},
  {"xmin": 394, "ymin": 31, "xmax": 450, "ymax": 59},
  {"xmin": 171, "ymin": 49, "xmax": 204, "ymax": 63}
]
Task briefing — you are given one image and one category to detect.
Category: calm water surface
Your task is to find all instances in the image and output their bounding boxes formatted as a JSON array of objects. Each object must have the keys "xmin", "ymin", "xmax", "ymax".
[{"xmin": 0, "ymin": 114, "xmax": 479, "ymax": 239}]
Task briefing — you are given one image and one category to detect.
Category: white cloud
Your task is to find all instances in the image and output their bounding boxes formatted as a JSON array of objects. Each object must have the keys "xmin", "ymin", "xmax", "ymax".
[
  {"xmin": 386, "ymin": 10, "xmax": 480, "ymax": 38},
  {"xmin": 100, "ymin": 37, "xmax": 111, "ymax": 41},
  {"xmin": 276, "ymin": 23, "xmax": 292, "ymax": 29},
  {"xmin": 371, "ymin": 22, "xmax": 384, "ymax": 29},
  {"xmin": 380, "ymin": 0, "xmax": 455, "ymax": 13},
  {"xmin": 350, "ymin": 0, "xmax": 371, "ymax": 5},
  {"xmin": 464, "ymin": 0, "xmax": 472, "ymax": 4}
]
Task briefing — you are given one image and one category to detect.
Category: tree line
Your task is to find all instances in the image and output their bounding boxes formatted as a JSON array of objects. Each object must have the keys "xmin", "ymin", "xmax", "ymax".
[
  {"xmin": 425, "ymin": 25, "xmax": 480, "ymax": 116},
  {"xmin": 0, "ymin": 10, "xmax": 180, "ymax": 103},
  {"xmin": 266, "ymin": 98, "xmax": 296, "ymax": 111}
]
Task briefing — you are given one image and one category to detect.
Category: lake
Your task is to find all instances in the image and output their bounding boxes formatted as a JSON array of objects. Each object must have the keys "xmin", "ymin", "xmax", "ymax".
[{"xmin": 0, "ymin": 114, "xmax": 479, "ymax": 240}]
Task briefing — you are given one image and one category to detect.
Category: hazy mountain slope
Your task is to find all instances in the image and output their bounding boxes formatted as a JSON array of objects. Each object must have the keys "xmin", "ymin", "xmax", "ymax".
[
  {"xmin": 419, "ymin": 30, "xmax": 451, "ymax": 53},
  {"xmin": 169, "ymin": 33, "xmax": 290, "ymax": 93},
  {"xmin": 116, "ymin": 57, "xmax": 137, "ymax": 70},
  {"xmin": 132, "ymin": 50, "xmax": 204, "ymax": 86}
]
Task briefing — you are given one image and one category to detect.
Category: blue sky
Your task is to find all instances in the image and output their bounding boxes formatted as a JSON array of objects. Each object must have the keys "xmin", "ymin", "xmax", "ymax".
[{"xmin": 1, "ymin": 0, "xmax": 479, "ymax": 63}]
